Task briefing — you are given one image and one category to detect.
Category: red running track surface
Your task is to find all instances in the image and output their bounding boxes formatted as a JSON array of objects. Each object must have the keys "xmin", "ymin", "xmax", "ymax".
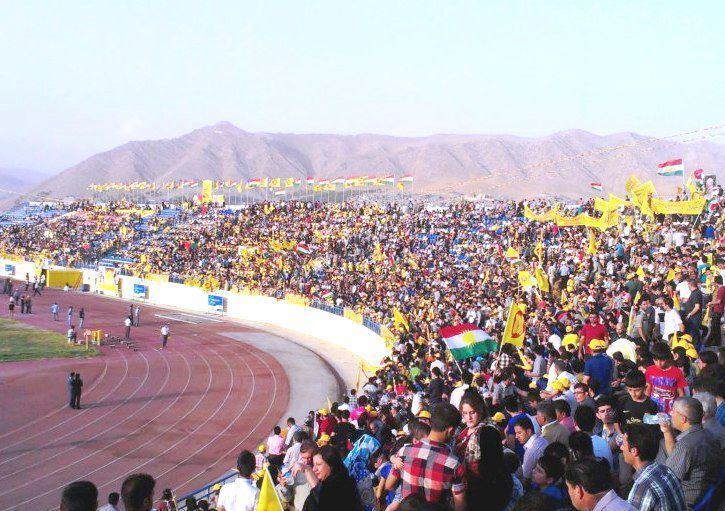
[{"xmin": 0, "ymin": 285, "xmax": 290, "ymax": 511}]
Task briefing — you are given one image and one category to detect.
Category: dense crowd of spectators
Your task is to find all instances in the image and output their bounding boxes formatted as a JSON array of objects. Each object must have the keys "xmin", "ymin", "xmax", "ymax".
[
  {"xmin": 7, "ymin": 195, "xmax": 724, "ymax": 511},
  {"xmin": 0, "ymin": 201, "xmax": 177, "ymax": 267}
]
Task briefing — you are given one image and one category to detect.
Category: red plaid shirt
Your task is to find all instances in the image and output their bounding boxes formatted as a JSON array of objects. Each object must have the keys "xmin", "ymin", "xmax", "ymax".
[{"xmin": 391, "ymin": 439, "xmax": 466, "ymax": 504}]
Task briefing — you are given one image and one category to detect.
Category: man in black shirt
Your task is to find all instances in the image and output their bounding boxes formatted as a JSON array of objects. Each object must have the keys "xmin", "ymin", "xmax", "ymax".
[
  {"xmin": 682, "ymin": 279, "xmax": 704, "ymax": 346},
  {"xmin": 617, "ymin": 371, "xmax": 658, "ymax": 429},
  {"xmin": 616, "ymin": 370, "xmax": 659, "ymax": 487}
]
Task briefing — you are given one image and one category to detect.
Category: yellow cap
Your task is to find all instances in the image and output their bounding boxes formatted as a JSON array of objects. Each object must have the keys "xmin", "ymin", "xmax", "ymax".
[
  {"xmin": 258, "ymin": 444, "xmax": 266, "ymax": 452},
  {"xmin": 589, "ymin": 339, "xmax": 607, "ymax": 351},
  {"xmin": 211, "ymin": 483, "xmax": 222, "ymax": 491},
  {"xmin": 492, "ymin": 412, "xmax": 507, "ymax": 422},
  {"xmin": 417, "ymin": 410, "xmax": 431, "ymax": 419},
  {"xmin": 552, "ymin": 380, "xmax": 567, "ymax": 392},
  {"xmin": 686, "ymin": 348, "xmax": 699, "ymax": 360}
]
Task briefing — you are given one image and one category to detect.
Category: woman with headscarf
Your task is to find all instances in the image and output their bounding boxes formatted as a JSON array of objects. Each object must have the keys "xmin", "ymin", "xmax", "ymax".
[
  {"xmin": 301, "ymin": 445, "xmax": 362, "ymax": 511},
  {"xmin": 454, "ymin": 389, "xmax": 491, "ymax": 478}
]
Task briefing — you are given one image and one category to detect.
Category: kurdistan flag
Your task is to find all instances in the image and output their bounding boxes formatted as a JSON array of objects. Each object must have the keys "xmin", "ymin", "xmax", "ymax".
[
  {"xmin": 657, "ymin": 158, "xmax": 684, "ymax": 176},
  {"xmin": 440, "ymin": 324, "xmax": 498, "ymax": 360}
]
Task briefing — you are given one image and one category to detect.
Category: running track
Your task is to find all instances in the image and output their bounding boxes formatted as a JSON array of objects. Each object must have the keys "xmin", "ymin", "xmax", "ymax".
[{"xmin": 0, "ymin": 285, "xmax": 290, "ymax": 511}]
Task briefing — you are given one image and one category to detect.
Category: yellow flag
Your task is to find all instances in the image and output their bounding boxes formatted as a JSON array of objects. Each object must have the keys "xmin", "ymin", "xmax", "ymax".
[
  {"xmin": 636, "ymin": 266, "xmax": 645, "ymax": 279},
  {"xmin": 517, "ymin": 270, "xmax": 534, "ymax": 290},
  {"xmin": 502, "ymin": 302, "xmax": 526, "ymax": 347},
  {"xmin": 665, "ymin": 268, "xmax": 676, "ymax": 282},
  {"xmin": 269, "ymin": 178, "xmax": 281, "ymax": 188},
  {"xmin": 587, "ymin": 229, "xmax": 597, "ymax": 255},
  {"xmin": 393, "ymin": 307, "xmax": 410, "ymax": 332},
  {"xmin": 256, "ymin": 468, "xmax": 283, "ymax": 511},
  {"xmin": 284, "ymin": 177, "xmax": 295, "ymax": 188},
  {"xmin": 534, "ymin": 241, "xmax": 544, "ymax": 261},
  {"xmin": 534, "ymin": 267, "xmax": 550, "ymax": 292},
  {"xmin": 608, "ymin": 193, "xmax": 629, "ymax": 208},
  {"xmin": 505, "ymin": 247, "xmax": 520, "ymax": 260},
  {"xmin": 201, "ymin": 179, "xmax": 213, "ymax": 203}
]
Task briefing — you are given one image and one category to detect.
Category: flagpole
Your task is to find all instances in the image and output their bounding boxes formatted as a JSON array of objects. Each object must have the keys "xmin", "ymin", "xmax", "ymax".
[{"xmin": 451, "ymin": 355, "xmax": 464, "ymax": 376}]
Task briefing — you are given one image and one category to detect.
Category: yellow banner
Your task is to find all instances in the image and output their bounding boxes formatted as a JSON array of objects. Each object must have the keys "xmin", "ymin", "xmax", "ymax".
[
  {"xmin": 344, "ymin": 309, "xmax": 364, "ymax": 324},
  {"xmin": 201, "ymin": 180, "xmax": 213, "ymax": 203},
  {"xmin": 46, "ymin": 269, "xmax": 83, "ymax": 289},
  {"xmin": 650, "ymin": 197, "xmax": 706, "ymax": 215},
  {"xmin": 524, "ymin": 203, "xmax": 558, "ymax": 222}
]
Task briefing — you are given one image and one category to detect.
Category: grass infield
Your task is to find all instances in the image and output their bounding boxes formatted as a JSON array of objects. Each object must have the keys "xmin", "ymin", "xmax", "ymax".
[{"xmin": 0, "ymin": 318, "xmax": 100, "ymax": 362}]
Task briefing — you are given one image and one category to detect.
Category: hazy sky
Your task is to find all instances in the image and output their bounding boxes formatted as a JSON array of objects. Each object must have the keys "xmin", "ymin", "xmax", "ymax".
[{"xmin": 1, "ymin": 1, "xmax": 723, "ymax": 173}]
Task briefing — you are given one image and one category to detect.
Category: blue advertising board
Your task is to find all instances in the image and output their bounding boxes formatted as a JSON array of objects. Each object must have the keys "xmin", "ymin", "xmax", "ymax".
[
  {"xmin": 4, "ymin": 264, "xmax": 15, "ymax": 275},
  {"xmin": 132, "ymin": 283, "xmax": 147, "ymax": 299},
  {"xmin": 208, "ymin": 294, "xmax": 224, "ymax": 313}
]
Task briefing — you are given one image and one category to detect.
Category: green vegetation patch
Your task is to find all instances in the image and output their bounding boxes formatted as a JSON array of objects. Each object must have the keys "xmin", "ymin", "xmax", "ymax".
[{"xmin": 0, "ymin": 318, "xmax": 100, "ymax": 362}]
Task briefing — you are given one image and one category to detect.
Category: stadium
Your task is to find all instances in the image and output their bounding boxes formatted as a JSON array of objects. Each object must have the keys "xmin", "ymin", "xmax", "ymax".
[{"xmin": 1, "ymin": 3, "xmax": 724, "ymax": 511}]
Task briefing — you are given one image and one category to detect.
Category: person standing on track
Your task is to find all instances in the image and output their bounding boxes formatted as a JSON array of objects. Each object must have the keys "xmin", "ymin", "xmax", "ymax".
[
  {"xmin": 125, "ymin": 315, "xmax": 132, "ymax": 340},
  {"xmin": 160, "ymin": 323, "xmax": 170, "ymax": 349},
  {"xmin": 33, "ymin": 280, "xmax": 41, "ymax": 296},
  {"xmin": 72, "ymin": 373, "xmax": 83, "ymax": 409},
  {"xmin": 8, "ymin": 296, "xmax": 15, "ymax": 318},
  {"xmin": 134, "ymin": 304, "xmax": 141, "ymax": 327},
  {"xmin": 78, "ymin": 307, "xmax": 85, "ymax": 329},
  {"xmin": 68, "ymin": 372, "xmax": 76, "ymax": 408},
  {"xmin": 67, "ymin": 305, "xmax": 74, "ymax": 327},
  {"xmin": 52, "ymin": 301, "xmax": 59, "ymax": 321}
]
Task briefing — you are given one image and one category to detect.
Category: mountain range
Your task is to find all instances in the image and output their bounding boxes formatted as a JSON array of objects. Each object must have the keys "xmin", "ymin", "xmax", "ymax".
[
  {"xmin": 0, "ymin": 168, "xmax": 51, "ymax": 201},
  {"xmin": 15, "ymin": 122, "xmax": 725, "ymax": 202}
]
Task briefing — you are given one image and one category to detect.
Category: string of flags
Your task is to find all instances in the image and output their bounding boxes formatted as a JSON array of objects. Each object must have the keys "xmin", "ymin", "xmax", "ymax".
[{"xmin": 87, "ymin": 174, "xmax": 414, "ymax": 192}]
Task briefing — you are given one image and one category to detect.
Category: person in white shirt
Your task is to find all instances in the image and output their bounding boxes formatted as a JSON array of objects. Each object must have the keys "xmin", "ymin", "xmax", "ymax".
[
  {"xmin": 661, "ymin": 296, "xmax": 683, "ymax": 342},
  {"xmin": 97, "ymin": 492, "xmax": 120, "ymax": 511},
  {"xmin": 160, "ymin": 324, "xmax": 170, "ymax": 349},
  {"xmin": 430, "ymin": 353, "xmax": 446, "ymax": 375},
  {"xmin": 217, "ymin": 450, "xmax": 259, "ymax": 511},
  {"xmin": 285, "ymin": 417, "xmax": 301, "ymax": 447},
  {"xmin": 449, "ymin": 371, "xmax": 472, "ymax": 410},
  {"xmin": 675, "ymin": 274, "xmax": 691, "ymax": 302}
]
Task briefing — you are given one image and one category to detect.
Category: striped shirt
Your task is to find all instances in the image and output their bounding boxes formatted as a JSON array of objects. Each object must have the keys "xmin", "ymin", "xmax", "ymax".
[
  {"xmin": 627, "ymin": 462, "xmax": 686, "ymax": 511},
  {"xmin": 664, "ymin": 425, "xmax": 720, "ymax": 509}
]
